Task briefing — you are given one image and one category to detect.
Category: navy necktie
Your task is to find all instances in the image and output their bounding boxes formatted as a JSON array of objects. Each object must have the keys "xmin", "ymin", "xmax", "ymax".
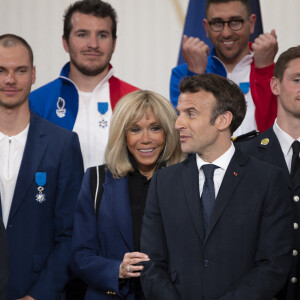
[
  {"xmin": 201, "ymin": 164, "xmax": 219, "ymax": 233},
  {"xmin": 291, "ymin": 141, "xmax": 300, "ymax": 183}
]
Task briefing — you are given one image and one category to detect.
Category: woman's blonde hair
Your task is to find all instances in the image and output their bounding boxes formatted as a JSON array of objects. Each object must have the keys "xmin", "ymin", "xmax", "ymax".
[{"xmin": 105, "ymin": 90, "xmax": 185, "ymax": 178}]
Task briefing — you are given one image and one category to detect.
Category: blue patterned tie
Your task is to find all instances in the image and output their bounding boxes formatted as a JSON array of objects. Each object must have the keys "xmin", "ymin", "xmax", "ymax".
[{"xmin": 201, "ymin": 164, "xmax": 219, "ymax": 233}]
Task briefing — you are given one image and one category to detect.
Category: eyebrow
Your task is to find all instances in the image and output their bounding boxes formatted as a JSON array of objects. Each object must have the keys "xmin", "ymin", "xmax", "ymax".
[
  {"xmin": 289, "ymin": 73, "xmax": 300, "ymax": 79},
  {"xmin": 210, "ymin": 15, "xmax": 243, "ymax": 20}
]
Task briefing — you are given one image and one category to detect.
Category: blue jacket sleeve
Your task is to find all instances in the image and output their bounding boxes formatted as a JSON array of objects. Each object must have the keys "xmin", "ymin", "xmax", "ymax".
[
  {"xmin": 70, "ymin": 170, "xmax": 129, "ymax": 297},
  {"xmin": 170, "ymin": 64, "xmax": 196, "ymax": 109}
]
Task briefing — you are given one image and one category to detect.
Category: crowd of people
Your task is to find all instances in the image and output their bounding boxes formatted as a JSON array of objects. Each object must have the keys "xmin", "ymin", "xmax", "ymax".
[{"xmin": 0, "ymin": 0, "xmax": 299, "ymax": 300}]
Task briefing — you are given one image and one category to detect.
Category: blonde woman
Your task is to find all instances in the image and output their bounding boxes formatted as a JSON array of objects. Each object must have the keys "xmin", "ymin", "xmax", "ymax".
[{"xmin": 71, "ymin": 90, "xmax": 185, "ymax": 300}]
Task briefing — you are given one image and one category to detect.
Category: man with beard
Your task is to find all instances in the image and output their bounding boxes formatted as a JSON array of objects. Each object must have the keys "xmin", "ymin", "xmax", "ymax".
[
  {"xmin": 29, "ymin": 0, "xmax": 138, "ymax": 170},
  {"xmin": 170, "ymin": 0, "xmax": 278, "ymax": 137},
  {"xmin": 0, "ymin": 34, "xmax": 83, "ymax": 300},
  {"xmin": 238, "ymin": 46, "xmax": 300, "ymax": 300}
]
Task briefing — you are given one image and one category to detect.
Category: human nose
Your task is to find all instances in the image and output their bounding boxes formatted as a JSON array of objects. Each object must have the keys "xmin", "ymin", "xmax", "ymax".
[
  {"xmin": 5, "ymin": 72, "xmax": 16, "ymax": 85},
  {"xmin": 221, "ymin": 23, "xmax": 232, "ymax": 37},
  {"xmin": 140, "ymin": 130, "xmax": 152, "ymax": 143},
  {"xmin": 88, "ymin": 35, "xmax": 98, "ymax": 48},
  {"xmin": 175, "ymin": 114, "xmax": 185, "ymax": 130}
]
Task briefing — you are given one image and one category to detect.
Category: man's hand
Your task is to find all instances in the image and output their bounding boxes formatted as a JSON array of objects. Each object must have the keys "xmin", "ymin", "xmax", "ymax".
[
  {"xmin": 182, "ymin": 35, "xmax": 210, "ymax": 74},
  {"xmin": 17, "ymin": 296, "xmax": 35, "ymax": 300},
  {"xmin": 252, "ymin": 29, "xmax": 278, "ymax": 68}
]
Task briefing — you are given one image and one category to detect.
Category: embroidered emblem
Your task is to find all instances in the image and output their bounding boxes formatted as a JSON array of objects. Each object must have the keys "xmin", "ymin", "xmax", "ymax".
[
  {"xmin": 56, "ymin": 97, "xmax": 66, "ymax": 118},
  {"xmin": 260, "ymin": 138, "xmax": 269, "ymax": 146}
]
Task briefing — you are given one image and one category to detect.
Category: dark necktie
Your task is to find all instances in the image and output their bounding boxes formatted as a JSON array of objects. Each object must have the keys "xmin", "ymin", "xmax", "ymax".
[
  {"xmin": 291, "ymin": 141, "xmax": 300, "ymax": 183},
  {"xmin": 201, "ymin": 164, "xmax": 219, "ymax": 233}
]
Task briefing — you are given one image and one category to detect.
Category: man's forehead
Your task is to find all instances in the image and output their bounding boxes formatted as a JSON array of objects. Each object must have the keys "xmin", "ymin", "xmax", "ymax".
[
  {"xmin": 0, "ymin": 45, "xmax": 31, "ymax": 66},
  {"xmin": 206, "ymin": 1, "xmax": 248, "ymax": 18},
  {"xmin": 70, "ymin": 12, "xmax": 112, "ymax": 29},
  {"xmin": 178, "ymin": 91, "xmax": 215, "ymax": 109},
  {"xmin": 284, "ymin": 58, "xmax": 300, "ymax": 78}
]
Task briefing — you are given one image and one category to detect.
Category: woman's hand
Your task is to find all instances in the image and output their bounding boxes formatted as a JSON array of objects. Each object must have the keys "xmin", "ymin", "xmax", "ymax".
[{"xmin": 119, "ymin": 252, "xmax": 149, "ymax": 278}]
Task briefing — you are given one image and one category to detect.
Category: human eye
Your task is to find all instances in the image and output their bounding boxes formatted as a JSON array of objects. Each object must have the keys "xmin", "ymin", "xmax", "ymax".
[
  {"xmin": 17, "ymin": 67, "xmax": 28, "ymax": 74},
  {"xmin": 151, "ymin": 124, "xmax": 162, "ymax": 132},
  {"xmin": 293, "ymin": 78, "xmax": 300, "ymax": 83},
  {"xmin": 77, "ymin": 32, "xmax": 87, "ymax": 38},
  {"xmin": 187, "ymin": 110, "xmax": 197, "ymax": 118},
  {"xmin": 130, "ymin": 126, "xmax": 140, "ymax": 133},
  {"xmin": 98, "ymin": 32, "xmax": 108, "ymax": 39},
  {"xmin": 230, "ymin": 18, "xmax": 243, "ymax": 25},
  {"xmin": 211, "ymin": 18, "xmax": 223, "ymax": 26}
]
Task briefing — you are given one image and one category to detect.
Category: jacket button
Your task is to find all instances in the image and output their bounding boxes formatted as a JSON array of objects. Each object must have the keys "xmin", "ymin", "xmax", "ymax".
[
  {"xmin": 291, "ymin": 277, "xmax": 298, "ymax": 284},
  {"xmin": 293, "ymin": 250, "xmax": 298, "ymax": 256},
  {"xmin": 203, "ymin": 260, "xmax": 209, "ymax": 267},
  {"xmin": 294, "ymin": 195, "xmax": 299, "ymax": 202},
  {"xmin": 294, "ymin": 223, "xmax": 299, "ymax": 230}
]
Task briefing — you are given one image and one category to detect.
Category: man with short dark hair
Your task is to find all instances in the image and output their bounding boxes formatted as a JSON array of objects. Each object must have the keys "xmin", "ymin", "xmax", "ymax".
[
  {"xmin": 170, "ymin": 0, "xmax": 278, "ymax": 137},
  {"xmin": 141, "ymin": 73, "xmax": 292, "ymax": 300},
  {"xmin": 238, "ymin": 45, "xmax": 300, "ymax": 300},
  {"xmin": 0, "ymin": 33, "xmax": 83, "ymax": 300},
  {"xmin": 29, "ymin": 0, "xmax": 138, "ymax": 170}
]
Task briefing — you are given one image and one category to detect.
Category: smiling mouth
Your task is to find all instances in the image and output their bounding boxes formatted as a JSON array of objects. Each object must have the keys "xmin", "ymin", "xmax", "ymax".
[{"xmin": 139, "ymin": 148, "xmax": 155, "ymax": 153}]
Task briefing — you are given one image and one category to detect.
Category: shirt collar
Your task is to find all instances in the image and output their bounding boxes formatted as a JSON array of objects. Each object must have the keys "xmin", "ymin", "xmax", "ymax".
[
  {"xmin": 0, "ymin": 123, "xmax": 29, "ymax": 145},
  {"xmin": 196, "ymin": 143, "xmax": 235, "ymax": 171},
  {"xmin": 273, "ymin": 119, "xmax": 299, "ymax": 157}
]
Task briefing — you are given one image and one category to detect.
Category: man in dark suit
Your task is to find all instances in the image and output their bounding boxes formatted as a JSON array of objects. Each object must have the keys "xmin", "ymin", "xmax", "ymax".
[
  {"xmin": 238, "ymin": 46, "xmax": 300, "ymax": 300},
  {"xmin": 0, "ymin": 218, "xmax": 8, "ymax": 300},
  {"xmin": 141, "ymin": 73, "xmax": 293, "ymax": 300},
  {"xmin": 0, "ymin": 34, "xmax": 84, "ymax": 300}
]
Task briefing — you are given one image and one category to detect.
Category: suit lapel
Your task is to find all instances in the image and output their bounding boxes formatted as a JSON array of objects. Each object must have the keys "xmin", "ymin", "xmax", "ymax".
[
  {"xmin": 8, "ymin": 112, "xmax": 47, "ymax": 223},
  {"xmin": 182, "ymin": 156, "xmax": 205, "ymax": 244},
  {"xmin": 204, "ymin": 149, "xmax": 248, "ymax": 243},
  {"xmin": 104, "ymin": 175, "xmax": 134, "ymax": 251}
]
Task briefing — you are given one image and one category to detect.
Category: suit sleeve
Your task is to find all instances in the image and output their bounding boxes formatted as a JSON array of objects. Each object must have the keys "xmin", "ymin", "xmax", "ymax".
[
  {"xmin": 220, "ymin": 169, "xmax": 293, "ymax": 300},
  {"xmin": 250, "ymin": 63, "xmax": 277, "ymax": 132},
  {"xmin": 140, "ymin": 170, "xmax": 181, "ymax": 300},
  {"xmin": 70, "ymin": 170, "xmax": 129, "ymax": 297},
  {"xmin": 0, "ymin": 218, "xmax": 8, "ymax": 300},
  {"xmin": 29, "ymin": 132, "xmax": 84, "ymax": 299}
]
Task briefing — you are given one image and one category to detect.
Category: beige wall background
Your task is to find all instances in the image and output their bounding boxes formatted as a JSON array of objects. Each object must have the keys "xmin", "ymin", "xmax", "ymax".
[{"xmin": 0, "ymin": 0, "xmax": 299, "ymax": 99}]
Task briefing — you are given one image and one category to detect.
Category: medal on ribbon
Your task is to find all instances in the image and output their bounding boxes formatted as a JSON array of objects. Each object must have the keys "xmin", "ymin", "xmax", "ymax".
[
  {"xmin": 56, "ymin": 97, "xmax": 66, "ymax": 118},
  {"xmin": 35, "ymin": 172, "xmax": 47, "ymax": 203},
  {"xmin": 98, "ymin": 102, "xmax": 108, "ymax": 128}
]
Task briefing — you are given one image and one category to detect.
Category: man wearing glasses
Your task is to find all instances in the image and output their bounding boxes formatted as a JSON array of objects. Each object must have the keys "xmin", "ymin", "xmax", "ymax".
[{"xmin": 170, "ymin": 0, "xmax": 278, "ymax": 138}]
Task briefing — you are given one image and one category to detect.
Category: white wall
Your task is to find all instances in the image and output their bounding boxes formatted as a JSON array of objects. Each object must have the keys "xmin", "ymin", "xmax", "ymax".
[{"xmin": 0, "ymin": 0, "xmax": 299, "ymax": 99}]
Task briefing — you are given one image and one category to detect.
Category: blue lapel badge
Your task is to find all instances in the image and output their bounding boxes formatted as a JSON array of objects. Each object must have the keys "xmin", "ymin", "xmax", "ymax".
[
  {"xmin": 98, "ymin": 102, "xmax": 108, "ymax": 128},
  {"xmin": 56, "ymin": 97, "xmax": 66, "ymax": 118},
  {"xmin": 35, "ymin": 172, "xmax": 46, "ymax": 203}
]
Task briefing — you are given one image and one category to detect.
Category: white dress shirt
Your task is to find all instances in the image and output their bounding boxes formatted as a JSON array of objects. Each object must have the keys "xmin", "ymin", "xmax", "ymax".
[
  {"xmin": 196, "ymin": 143, "xmax": 235, "ymax": 198},
  {"xmin": 0, "ymin": 124, "xmax": 29, "ymax": 227},
  {"xmin": 273, "ymin": 119, "xmax": 300, "ymax": 173}
]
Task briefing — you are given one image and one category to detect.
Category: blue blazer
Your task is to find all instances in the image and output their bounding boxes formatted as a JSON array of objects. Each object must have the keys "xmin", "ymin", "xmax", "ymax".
[
  {"xmin": 2, "ymin": 111, "xmax": 84, "ymax": 300},
  {"xmin": 141, "ymin": 150, "xmax": 293, "ymax": 300},
  {"xmin": 71, "ymin": 168, "xmax": 144, "ymax": 300},
  {"xmin": 238, "ymin": 127, "xmax": 300, "ymax": 300}
]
